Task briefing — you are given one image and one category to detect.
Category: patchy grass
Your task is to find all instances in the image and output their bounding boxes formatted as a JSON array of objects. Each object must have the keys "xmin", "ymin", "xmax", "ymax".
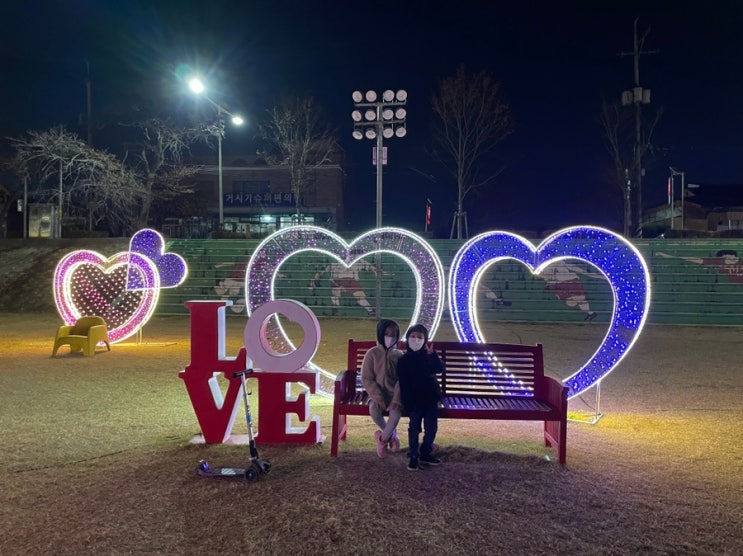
[{"xmin": 0, "ymin": 313, "xmax": 742, "ymax": 554}]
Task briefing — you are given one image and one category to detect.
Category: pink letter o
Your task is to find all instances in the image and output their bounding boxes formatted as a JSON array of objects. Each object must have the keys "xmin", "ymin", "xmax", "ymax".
[{"xmin": 243, "ymin": 299, "xmax": 321, "ymax": 372}]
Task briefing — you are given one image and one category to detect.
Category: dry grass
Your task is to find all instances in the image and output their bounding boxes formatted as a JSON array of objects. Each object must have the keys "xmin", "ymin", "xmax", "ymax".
[{"xmin": 0, "ymin": 313, "xmax": 741, "ymax": 555}]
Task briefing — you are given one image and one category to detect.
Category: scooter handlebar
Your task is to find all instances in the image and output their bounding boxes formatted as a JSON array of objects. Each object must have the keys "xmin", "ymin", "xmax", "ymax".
[{"xmin": 232, "ymin": 369, "xmax": 255, "ymax": 379}]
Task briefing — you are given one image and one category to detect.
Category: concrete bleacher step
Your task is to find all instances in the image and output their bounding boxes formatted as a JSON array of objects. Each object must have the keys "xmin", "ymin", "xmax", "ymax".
[{"xmin": 153, "ymin": 237, "xmax": 743, "ymax": 325}]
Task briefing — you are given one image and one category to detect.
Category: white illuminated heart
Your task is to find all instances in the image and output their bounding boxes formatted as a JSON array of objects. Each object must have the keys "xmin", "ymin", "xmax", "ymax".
[
  {"xmin": 53, "ymin": 250, "xmax": 160, "ymax": 344},
  {"xmin": 448, "ymin": 226, "xmax": 650, "ymax": 398},
  {"xmin": 245, "ymin": 226, "xmax": 446, "ymax": 395}
]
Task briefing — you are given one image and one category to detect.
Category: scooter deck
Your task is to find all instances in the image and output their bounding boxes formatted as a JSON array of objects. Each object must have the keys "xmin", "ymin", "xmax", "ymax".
[{"xmin": 197, "ymin": 466, "xmax": 247, "ymax": 478}]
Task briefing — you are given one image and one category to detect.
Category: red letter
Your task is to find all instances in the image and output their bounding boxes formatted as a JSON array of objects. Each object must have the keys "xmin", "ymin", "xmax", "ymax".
[{"xmin": 179, "ymin": 301, "xmax": 246, "ymax": 443}]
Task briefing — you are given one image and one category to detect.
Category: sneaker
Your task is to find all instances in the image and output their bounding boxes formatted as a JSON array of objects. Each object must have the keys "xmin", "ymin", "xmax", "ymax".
[
  {"xmin": 388, "ymin": 432, "xmax": 400, "ymax": 453},
  {"xmin": 584, "ymin": 311, "xmax": 597, "ymax": 321},
  {"xmin": 419, "ymin": 454, "xmax": 441, "ymax": 466},
  {"xmin": 374, "ymin": 430, "xmax": 387, "ymax": 458},
  {"xmin": 407, "ymin": 457, "xmax": 419, "ymax": 471}
]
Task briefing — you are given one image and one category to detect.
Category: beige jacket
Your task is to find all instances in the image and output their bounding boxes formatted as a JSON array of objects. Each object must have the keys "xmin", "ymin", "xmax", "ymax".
[{"xmin": 361, "ymin": 344, "xmax": 403, "ymax": 407}]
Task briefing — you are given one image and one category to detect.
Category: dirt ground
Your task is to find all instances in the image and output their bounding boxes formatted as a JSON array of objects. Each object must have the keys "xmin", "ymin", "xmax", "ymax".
[{"xmin": 0, "ymin": 312, "xmax": 741, "ymax": 554}]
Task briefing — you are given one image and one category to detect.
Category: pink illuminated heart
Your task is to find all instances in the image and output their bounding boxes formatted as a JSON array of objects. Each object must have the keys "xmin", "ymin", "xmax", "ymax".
[
  {"xmin": 53, "ymin": 250, "xmax": 160, "ymax": 344},
  {"xmin": 245, "ymin": 226, "xmax": 446, "ymax": 396}
]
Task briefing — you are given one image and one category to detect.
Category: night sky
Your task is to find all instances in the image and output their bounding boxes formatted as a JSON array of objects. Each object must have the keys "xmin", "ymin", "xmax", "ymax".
[{"xmin": 2, "ymin": 1, "xmax": 742, "ymax": 236}]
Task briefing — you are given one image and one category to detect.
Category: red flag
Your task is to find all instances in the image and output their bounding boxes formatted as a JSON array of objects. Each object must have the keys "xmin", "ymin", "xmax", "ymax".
[{"xmin": 668, "ymin": 177, "xmax": 672, "ymax": 205}]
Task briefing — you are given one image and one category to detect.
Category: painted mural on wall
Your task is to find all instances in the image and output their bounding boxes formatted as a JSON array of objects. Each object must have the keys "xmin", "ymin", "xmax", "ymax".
[{"xmin": 177, "ymin": 238, "xmax": 743, "ymax": 325}]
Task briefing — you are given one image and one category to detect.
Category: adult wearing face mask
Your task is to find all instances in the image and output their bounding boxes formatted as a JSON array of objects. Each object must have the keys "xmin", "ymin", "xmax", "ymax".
[
  {"xmin": 396, "ymin": 323, "xmax": 444, "ymax": 471},
  {"xmin": 361, "ymin": 319, "xmax": 404, "ymax": 458}
]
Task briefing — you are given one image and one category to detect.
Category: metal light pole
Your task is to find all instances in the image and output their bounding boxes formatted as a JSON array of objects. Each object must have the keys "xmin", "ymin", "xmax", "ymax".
[
  {"xmin": 620, "ymin": 18, "xmax": 658, "ymax": 237},
  {"xmin": 669, "ymin": 167, "xmax": 684, "ymax": 231},
  {"xmin": 217, "ymin": 110, "xmax": 224, "ymax": 228},
  {"xmin": 351, "ymin": 89, "xmax": 407, "ymax": 318},
  {"xmin": 188, "ymin": 77, "xmax": 243, "ymax": 231}
]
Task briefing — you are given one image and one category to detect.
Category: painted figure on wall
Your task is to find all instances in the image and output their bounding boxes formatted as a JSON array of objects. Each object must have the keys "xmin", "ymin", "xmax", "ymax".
[
  {"xmin": 214, "ymin": 260, "xmax": 248, "ymax": 313},
  {"xmin": 658, "ymin": 249, "xmax": 743, "ymax": 284},
  {"xmin": 309, "ymin": 260, "xmax": 385, "ymax": 316},
  {"xmin": 538, "ymin": 260, "xmax": 598, "ymax": 321}
]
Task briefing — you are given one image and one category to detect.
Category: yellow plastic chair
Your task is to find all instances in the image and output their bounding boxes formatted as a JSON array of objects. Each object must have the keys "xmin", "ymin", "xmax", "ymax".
[{"xmin": 52, "ymin": 316, "xmax": 111, "ymax": 357}]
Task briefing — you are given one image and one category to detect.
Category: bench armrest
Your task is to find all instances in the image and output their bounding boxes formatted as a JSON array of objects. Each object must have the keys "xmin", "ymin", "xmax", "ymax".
[{"xmin": 540, "ymin": 375, "xmax": 568, "ymax": 412}]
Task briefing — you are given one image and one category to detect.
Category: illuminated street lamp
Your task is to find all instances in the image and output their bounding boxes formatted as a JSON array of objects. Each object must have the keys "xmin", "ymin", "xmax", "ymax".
[
  {"xmin": 351, "ymin": 89, "xmax": 407, "ymax": 316},
  {"xmin": 188, "ymin": 77, "xmax": 243, "ymax": 229}
]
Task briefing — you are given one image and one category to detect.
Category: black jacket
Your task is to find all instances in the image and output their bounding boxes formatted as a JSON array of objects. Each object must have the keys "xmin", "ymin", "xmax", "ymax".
[{"xmin": 397, "ymin": 349, "xmax": 443, "ymax": 412}]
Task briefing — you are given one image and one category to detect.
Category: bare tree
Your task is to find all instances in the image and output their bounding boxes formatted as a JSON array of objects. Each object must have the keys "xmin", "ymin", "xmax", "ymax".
[
  {"xmin": 431, "ymin": 65, "xmax": 513, "ymax": 239},
  {"xmin": 257, "ymin": 94, "xmax": 337, "ymax": 221},
  {"xmin": 9, "ymin": 127, "xmax": 146, "ymax": 235},
  {"xmin": 121, "ymin": 117, "xmax": 207, "ymax": 229},
  {"xmin": 600, "ymin": 99, "xmax": 662, "ymax": 236}
]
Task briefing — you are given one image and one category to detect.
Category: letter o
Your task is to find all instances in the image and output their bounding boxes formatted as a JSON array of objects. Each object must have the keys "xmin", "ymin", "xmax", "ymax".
[{"xmin": 243, "ymin": 299, "xmax": 321, "ymax": 372}]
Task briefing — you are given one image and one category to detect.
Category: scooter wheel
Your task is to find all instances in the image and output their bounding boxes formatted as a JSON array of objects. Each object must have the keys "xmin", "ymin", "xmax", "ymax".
[
  {"xmin": 198, "ymin": 460, "xmax": 210, "ymax": 472},
  {"xmin": 245, "ymin": 467, "xmax": 259, "ymax": 483}
]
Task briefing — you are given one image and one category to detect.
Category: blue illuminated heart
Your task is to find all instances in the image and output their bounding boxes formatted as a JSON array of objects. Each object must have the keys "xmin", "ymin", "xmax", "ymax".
[
  {"xmin": 245, "ymin": 226, "xmax": 446, "ymax": 396},
  {"xmin": 448, "ymin": 226, "xmax": 650, "ymax": 398}
]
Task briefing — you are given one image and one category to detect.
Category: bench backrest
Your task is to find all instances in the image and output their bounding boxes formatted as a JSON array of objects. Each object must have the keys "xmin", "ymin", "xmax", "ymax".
[{"xmin": 347, "ymin": 339, "xmax": 545, "ymax": 398}]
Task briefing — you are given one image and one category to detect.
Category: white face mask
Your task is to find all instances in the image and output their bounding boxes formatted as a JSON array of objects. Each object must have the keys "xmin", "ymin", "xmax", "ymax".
[
  {"xmin": 407, "ymin": 337, "xmax": 425, "ymax": 352},
  {"xmin": 384, "ymin": 335, "xmax": 397, "ymax": 348}
]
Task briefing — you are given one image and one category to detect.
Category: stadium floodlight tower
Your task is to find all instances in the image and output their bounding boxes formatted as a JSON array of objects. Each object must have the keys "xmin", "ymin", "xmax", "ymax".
[{"xmin": 351, "ymin": 89, "xmax": 407, "ymax": 318}]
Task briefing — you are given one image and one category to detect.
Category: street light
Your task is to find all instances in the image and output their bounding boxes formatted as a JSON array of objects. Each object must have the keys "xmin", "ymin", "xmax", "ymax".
[
  {"xmin": 351, "ymin": 89, "xmax": 407, "ymax": 317},
  {"xmin": 188, "ymin": 77, "xmax": 243, "ymax": 230}
]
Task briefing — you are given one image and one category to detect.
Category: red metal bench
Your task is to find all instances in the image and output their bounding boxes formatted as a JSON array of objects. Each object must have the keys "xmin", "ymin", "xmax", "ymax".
[{"xmin": 330, "ymin": 339, "xmax": 568, "ymax": 465}]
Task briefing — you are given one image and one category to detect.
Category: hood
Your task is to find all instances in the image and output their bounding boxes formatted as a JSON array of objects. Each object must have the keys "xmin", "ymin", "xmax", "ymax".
[{"xmin": 376, "ymin": 319, "xmax": 400, "ymax": 347}]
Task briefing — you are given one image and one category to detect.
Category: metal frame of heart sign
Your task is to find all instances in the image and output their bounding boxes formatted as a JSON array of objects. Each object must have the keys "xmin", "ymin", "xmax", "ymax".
[
  {"xmin": 448, "ymin": 225, "xmax": 651, "ymax": 398},
  {"xmin": 245, "ymin": 226, "xmax": 446, "ymax": 394},
  {"xmin": 53, "ymin": 250, "xmax": 161, "ymax": 344}
]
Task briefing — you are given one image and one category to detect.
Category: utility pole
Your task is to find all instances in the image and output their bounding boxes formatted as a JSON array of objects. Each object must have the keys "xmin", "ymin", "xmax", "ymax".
[
  {"xmin": 620, "ymin": 17, "xmax": 658, "ymax": 237},
  {"xmin": 85, "ymin": 60, "xmax": 93, "ymax": 145}
]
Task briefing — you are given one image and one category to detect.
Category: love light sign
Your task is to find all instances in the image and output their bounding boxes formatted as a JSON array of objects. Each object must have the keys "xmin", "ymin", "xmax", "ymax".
[{"xmin": 182, "ymin": 224, "xmax": 649, "ymax": 445}]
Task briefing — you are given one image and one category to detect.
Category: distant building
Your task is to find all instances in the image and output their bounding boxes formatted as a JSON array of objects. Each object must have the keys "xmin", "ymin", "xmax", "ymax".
[
  {"xmin": 643, "ymin": 183, "xmax": 743, "ymax": 236},
  {"xmin": 165, "ymin": 151, "xmax": 346, "ymax": 238}
]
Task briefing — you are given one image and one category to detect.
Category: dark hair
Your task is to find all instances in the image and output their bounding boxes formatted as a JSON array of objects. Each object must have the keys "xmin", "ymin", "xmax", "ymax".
[
  {"xmin": 405, "ymin": 323, "xmax": 429, "ymax": 342},
  {"xmin": 716, "ymin": 249, "xmax": 737, "ymax": 257}
]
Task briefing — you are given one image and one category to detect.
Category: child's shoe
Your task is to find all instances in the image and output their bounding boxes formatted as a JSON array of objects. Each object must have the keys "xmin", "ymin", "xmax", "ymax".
[
  {"xmin": 388, "ymin": 431, "xmax": 400, "ymax": 453},
  {"xmin": 407, "ymin": 456, "xmax": 419, "ymax": 471},
  {"xmin": 374, "ymin": 430, "xmax": 387, "ymax": 458},
  {"xmin": 419, "ymin": 453, "xmax": 441, "ymax": 466}
]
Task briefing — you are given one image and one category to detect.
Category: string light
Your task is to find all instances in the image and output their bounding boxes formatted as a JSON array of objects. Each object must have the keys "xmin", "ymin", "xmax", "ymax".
[
  {"xmin": 449, "ymin": 226, "xmax": 651, "ymax": 398},
  {"xmin": 54, "ymin": 250, "xmax": 161, "ymax": 343},
  {"xmin": 245, "ymin": 226, "xmax": 445, "ymax": 395},
  {"xmin": 126, "ymin": 228, "xmax": 187, "ymax": 290}
]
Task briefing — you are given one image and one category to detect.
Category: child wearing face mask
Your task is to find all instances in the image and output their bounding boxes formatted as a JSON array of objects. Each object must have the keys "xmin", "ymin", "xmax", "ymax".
[
  {"xmin": 396, "ymin": 323, "xmax": 444, "ymax": 470},
  {"xmin": 361, "ymin": 319, "xmax": 404, "ymax": 458}
]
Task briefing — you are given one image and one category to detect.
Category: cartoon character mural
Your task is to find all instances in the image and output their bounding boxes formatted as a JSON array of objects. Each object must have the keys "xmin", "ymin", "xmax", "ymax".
[
  {"xmin": 214, "ymin": 260, "xmax": 248, "ymax": 313},
  {"xmin": 309, "ymin": 260, "xmax": 391, "ymax": 316},
  {"xmin": 215, "ymin": 253, "xmax": 284, "ymax": 313},
  {"xmin": 657, "ymin": 249, "xmax": 743, "ymax": 284},
  {"xmin": 538, "ymin": 260, "xmax": 599, "ymax": 321}
]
